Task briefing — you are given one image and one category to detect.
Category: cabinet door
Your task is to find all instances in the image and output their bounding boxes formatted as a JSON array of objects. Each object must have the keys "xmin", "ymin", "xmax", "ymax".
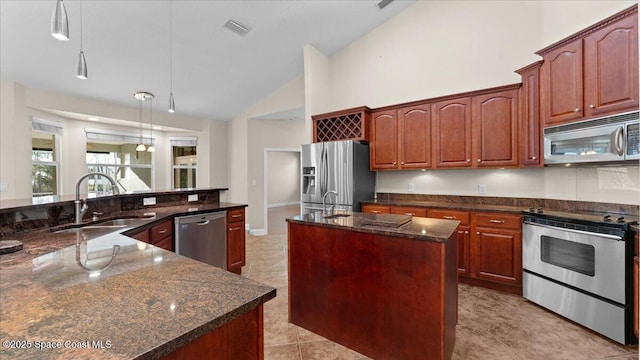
[
  {"xmin": 541, "ymin": 39, "xmax": 584, "ymax": 126},
  {"xmin": 433, "ymin": 97, "xmax": 472, "ymax": 168},
  {"xmin": 130, "ymin": 229, "xmax": 150, "ymax": 243},
  {"xmin": 472, "ymin": 228, "xmax": 522, "ymax": 286},
  {"xmin": 370, "ymin": 110, "xmax": 398, "ymax": 170},
  {"xmin": 457, "ymin": 225, "xmax": 470, "ymax": 277},
  {"xmin": 472, "ymin": 89, "xmax": 519, "ymax": 167},
  {"xmin": 634, "ymin": 256, "xmax": 638, "ymax": 338},
  {"xmin": 518, "ymin": 63, "xmax": 543, "ymax": 166},
  {"xmin": 398, "ymin": 104, "xmax": 431, "ymax": 169},
  {"xmin": 227, "ymin": 222, "xmax": 245, "ymax": 274},
  {"xmin": 584, "ymin": 13, "xmax": 639, "ymax": 117}
]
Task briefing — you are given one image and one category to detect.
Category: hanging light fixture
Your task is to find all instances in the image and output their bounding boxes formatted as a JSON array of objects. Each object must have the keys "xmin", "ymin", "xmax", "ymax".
[
  {"xmin": 76, "ymin": 0, "xmax": 87, "ymax": 79},
  {"xmin": 133, "ymin": 92, "xmax": 154, "ymax": 152},
  {"xmin": 51, "ymin": 0, "xmax": 69, "ymax": 41},
  {"xmin": 168, "ymin": 0, "xmax": 176, "ymax": 113},
  {"xmin": 147, "ymin": 97, "xmax": 156, "ymax": 152}
]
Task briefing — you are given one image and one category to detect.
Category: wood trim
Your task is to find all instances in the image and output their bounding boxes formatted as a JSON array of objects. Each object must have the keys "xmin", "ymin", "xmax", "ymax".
[
  {"xmin": 514, "ymin": 60, "xmax": 543, "ymax": 75},
  {"xmin": 311, "ymin": 106, "xmax": 371, "ymax": 121},
  {"xmin": 535, "ymin": 4, "xmax": 637, "ymax": 55}
]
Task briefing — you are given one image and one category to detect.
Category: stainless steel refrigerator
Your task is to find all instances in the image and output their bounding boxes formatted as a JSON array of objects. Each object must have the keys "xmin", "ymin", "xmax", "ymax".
[{"xmin": 301, "ymin": 140, "xmax": 375, "ymax": 214}]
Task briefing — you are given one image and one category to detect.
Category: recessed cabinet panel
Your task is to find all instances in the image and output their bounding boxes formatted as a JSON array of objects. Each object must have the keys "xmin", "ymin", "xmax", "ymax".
[
  {"xmin": 542, "ymin": 40, "xmax": 584, "ymax": 126},
  {"xmin": 472, "ymin": 90, "xmax": 519, "ymax": 167},
  {"xmin": 370, "ymin": 110, "xmax": 398, "ymax": 170},
  {"xmin": 433, "ymin": 98, "xmax": 472, "ymax": 168},
  {"xmin": 584, "ymin": 13, "xmax": 639, "ymax": 117},
  {"xmin": 398, "ymin": 105, "xmax": 431, "ymax": 169}
]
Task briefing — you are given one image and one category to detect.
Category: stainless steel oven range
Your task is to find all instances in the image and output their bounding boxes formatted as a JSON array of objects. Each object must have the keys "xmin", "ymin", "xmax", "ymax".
[{"xmin": 522, "ymin": 208, "xmax": 637, "ymax": 344}]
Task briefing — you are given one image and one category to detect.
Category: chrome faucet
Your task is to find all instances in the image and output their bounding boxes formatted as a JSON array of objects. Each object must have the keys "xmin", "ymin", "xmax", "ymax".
[
  {"xmin": 322, "ymin": 190, "xmax": 338, "ymax": 216},
  {"xmin": 74, "ymin": 173, "xmax": 120, "ymax": 224}
]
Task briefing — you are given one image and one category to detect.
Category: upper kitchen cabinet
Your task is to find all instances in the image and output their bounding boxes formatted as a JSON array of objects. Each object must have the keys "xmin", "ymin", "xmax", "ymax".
[
  {"xmin": 538, "ymin": 5, "xmax": 638, "ymax": 127},
  {"xmin": 516, "ymin": 61, "xmax": 543, "ymax": 167},
  {"xmin": 312, "ymin": 106, "xmax": 371, "ymax": 143},
  {"xmin": 370, "ymin": 104, "xmax": 432, "ymax": 170},
  {"xmin": 471, "ymin": 89, "xmax": 519, "ymax": 167},
  {"xmin": 433, "ymin": 97, "xmax": 472, "ymax": 168}
]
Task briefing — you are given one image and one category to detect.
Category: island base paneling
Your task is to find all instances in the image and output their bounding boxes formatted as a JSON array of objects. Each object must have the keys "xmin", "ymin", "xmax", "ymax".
[{"xmin": 287, "ymin": 222, "xmax": 457, "ymax": 360}]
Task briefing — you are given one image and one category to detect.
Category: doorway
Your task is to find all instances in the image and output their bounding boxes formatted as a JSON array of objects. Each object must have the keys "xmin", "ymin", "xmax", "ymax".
[{"xmin": 264, "ymin": 148, "xmax": 300, "ymax": 235}]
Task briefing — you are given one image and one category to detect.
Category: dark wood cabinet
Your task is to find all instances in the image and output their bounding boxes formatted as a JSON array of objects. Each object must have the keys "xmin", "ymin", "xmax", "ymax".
[
  {"xmin": 470, "ymin": 212, "xmax": 522, "ymax": 293},
  {"xmin": 516, "ymin": 61, "xmax": 543, "ymax": 166},
  {"xmin": 227, "ymin": 208, "xmax": 246, "ymax": 274},
  {"xmin": 433, "ymin": 97, "xmax": 472, "ymax": 168},
  {"xmin": 539, "ymin": 39, "xmax": 584, "ymax": 126},
  {"xmin": 538, "ymin": 6, "xmax": 638, "ymax": 126},
  {"xmin": 471, "ymin": 89, "xmax": 519, "ymax": 167},
  {"xmin": 634, "ymin": 229, "xmax": 639, "ymax": 338},
  {"xmin": 312, "ymin": 106, "xmax": 371, "ymax": 143},
  {"xmin": 128, "ymin": 219, "xmax": 173, "ymax": 252},
  {"xmin": 370, "ymin": 104, "xmax": 432, "ymax": 170},
  {"xmin": 584, "ymin": 13, "xmax": 638, "ymax": 117},
  {"xmin": 429, "ymin": 209, "xmax": 471, "ymax": 277},
  {"xmin": 370, "ymin": 110, "xmax": 398, "ymax": 170},
  {"xmin": 361, "ymin": 204, "xmax": 391, "ymax": 214}
]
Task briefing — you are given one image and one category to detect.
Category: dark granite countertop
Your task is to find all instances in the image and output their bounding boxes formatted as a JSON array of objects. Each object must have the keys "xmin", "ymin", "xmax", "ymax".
[
  {"xmin": 363, "ymin": 198, "xmax": 525, "ymax": 214},
  {"xmin": 0, "ymin": 202, "xmax": 276, "ymax": 359},
  {"xmin": 287, "ymin": 211, "xmax": 460, "ymax": 243}
]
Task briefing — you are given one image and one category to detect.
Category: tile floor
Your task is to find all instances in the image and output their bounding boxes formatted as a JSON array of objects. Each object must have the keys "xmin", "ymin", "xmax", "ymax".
[{"xmin": 243, "ymin": 233, "xmax": 639, "ymax": 360}]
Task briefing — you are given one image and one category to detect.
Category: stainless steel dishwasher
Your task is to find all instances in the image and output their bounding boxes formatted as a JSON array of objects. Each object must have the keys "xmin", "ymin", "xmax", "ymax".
[{"xmin": 174, "ymin": 211, "xmax": 227, "ymax": 269}]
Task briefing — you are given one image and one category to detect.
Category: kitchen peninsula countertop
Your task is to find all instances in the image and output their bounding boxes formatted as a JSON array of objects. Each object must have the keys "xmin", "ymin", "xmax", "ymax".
[
  {"xmin": 0, "ymin": 202, "xmax": 276, "ymax": 360},
  {"xmin": 287, "ymin": 211, "xmax": 460, "ymax": 242}
]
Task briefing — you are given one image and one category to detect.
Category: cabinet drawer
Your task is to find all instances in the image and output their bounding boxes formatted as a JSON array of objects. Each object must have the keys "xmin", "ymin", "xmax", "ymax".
[
  {"xmin": 153, "ymin": 237, "xmax": 173, "ymax": 252},
  {"xmin": 361, "ymin": 204, "xmax": 391, "ymax": 214},
  {"xmin": 390, "ymin": 206, "xmax": 427, "ymax": 217},
  {"xmin": 227, "ymin": 208, "xmax": 245, "ymax": 223},
  {"xmin": 428, "ymin": 209, "xmax": 470, "ymax": 225},
  {"xmin": 150, "ymin": 220, "xmax": 173, "ymax": 243},
  {"xmin": 130, "ymin": 229, "xmax": 150, "ymax": 243},
  {"xmin": 473, "ymin": 212, "xmax": 522, "ymax": 230}
]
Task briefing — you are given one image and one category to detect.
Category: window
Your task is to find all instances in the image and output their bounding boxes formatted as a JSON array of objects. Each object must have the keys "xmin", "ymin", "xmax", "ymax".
[
  {"xmin": 32, "ymin": 131, "xmax": 60, "ymax": 197},
  {"xmin": 85, "ymin": 128, "xmax": 154, "ymax": 196},
  {"xmin": 31, "ymin": 118, "xmax": 63, "ymax": 198},
  {"xmin": 171, "ymin": 137, "xmax": 197, "ymax": 189}
]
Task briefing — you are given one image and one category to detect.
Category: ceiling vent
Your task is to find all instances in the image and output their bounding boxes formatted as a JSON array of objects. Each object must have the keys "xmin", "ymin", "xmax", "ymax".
[
  {"xmin": 377, "ymin": 0, "xmax": 394, "ymax": 10},
  {"xmin": 224, "ymin": 19, "xmax": 251, "ymax": 37}
]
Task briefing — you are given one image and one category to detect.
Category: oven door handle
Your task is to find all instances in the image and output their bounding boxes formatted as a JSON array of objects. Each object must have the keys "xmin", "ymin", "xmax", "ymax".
[{"xmin": 523, "ymin": 221, "xmax": 623, "ymax": 241}]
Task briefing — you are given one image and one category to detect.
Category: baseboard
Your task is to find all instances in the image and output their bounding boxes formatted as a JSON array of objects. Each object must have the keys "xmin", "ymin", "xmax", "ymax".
[{"xmin": 249, "ymin": 229, "xmax": 267, "ymax": 236}]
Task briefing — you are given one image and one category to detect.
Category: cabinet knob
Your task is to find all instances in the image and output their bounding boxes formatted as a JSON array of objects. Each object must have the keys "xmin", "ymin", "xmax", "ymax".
[
  {"xmin": 404, "ymin": 213, "xmax": 414, "ymax": 216},
  {"xmin": 393, "ymin": 162, "xmax": 396, "ymax": 165},
  {"xmin": 400, "ymin": 162, "xmax": 404, "ymax": 165},
  {"xmin": 464, "ymin": 231, "xmax": 469, "ymax": 234},
  {"xmin": 372, "ymin": 210, "xmax": 380, "ymax": 214},
  {"xmin": 574, "ymin": 108, "xmax": 580, "ymax": 112},
  {"xmin": 477, "ymin": 159, "xmax": 481, "ymax": 163},
  {"xmin": 476, "ymin": 232, "xmax": 480, "ymax": 235},
  {"xmin": 466, "ymin": 159, "xmax": 470, "ymax": 162},
  {"xmin": 531, "ymin": 156, "xmax": 537, "ymax": 160},
  {"xmin": 589, "ymin": 104, "xmax": 595, "ymax": 109},
  {"xmin": 159, "ymin": 229, "xmax": 167, "ymax": 234}
]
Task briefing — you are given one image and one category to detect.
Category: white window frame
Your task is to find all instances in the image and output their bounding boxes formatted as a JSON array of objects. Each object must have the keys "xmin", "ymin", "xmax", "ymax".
[
  {"xmin": 170, "ymin": 137, "xmax": 198, "ymax": 190},
  {"xmin": 31, "ymin": 118, "xmax": 63, "ymax": 198}
]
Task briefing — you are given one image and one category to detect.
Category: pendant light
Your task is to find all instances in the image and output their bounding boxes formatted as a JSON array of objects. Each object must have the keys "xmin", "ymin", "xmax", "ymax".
[
  {"xmin": 147, "ymin": 98, "xmax": 156, "ymax": 152},
  {"xmin": 76, "ymin": 0, "xmax": 87, "ymax": 79},
  {"xmin": 51, "ymin": 0, "xmax": 69, "ymax": 41},
  {"xmin": 168, "ymin": 0, "xmax": 176, "ymax": 113},
  {"xmin": 135, "ymin": 95, "xmax": 146, "ymax": 152}
]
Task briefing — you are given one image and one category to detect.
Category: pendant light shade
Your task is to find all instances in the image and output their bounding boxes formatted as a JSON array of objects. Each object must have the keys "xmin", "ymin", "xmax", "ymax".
[
  {"xmin": 133, "ymin": 92, "xmax": 154, "ymax": 152},
  {"xmin": 76, "ymin": 51, "xmax": 87, "ymax": 79},
  {"xmin": 136, "ymin": 143, "xmax": 146, "ymax": 152},
  {"xmin": 168, "ymin": 93, "xmax": 175, "ymax": 113},
  {"xmin": 51, "ymin": 0, "xmax": 69, "ymax": 41}
]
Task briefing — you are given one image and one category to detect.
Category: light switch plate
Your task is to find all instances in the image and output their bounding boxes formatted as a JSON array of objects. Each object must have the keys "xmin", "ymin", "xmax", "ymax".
[
  {"xmin": 0, "ymin": 182, "xmax": 8, "ymax": 192},
  {"xmin": 478, "ymin": 184, "xmax": 487, "ymax": 195},
  {"xmin": 408, "ymin": 183, "xmax": 415, "ymax": 193},
  {"xmin": 143, "ymin": 197, "xmax": 157, "ymax": 206},
  {"xmin": 188, "ymin": 194, "xmax": 198, "ymax": 202}
]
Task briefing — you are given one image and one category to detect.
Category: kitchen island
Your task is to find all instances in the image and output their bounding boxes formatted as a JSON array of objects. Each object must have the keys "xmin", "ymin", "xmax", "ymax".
[
  {"xmin": 286, "ymin": 212, "xmax": 459, "ymax": 360},
  {"xmin": 0, "ymin": 198, "xmax": 276, "ymax": 360}
]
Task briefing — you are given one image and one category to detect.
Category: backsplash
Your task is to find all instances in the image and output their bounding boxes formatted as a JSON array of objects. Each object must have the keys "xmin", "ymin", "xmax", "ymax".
[
  {"xmin": 376, "ymin": 193, "xmax": 639, "ymax": 216},
  {"xmin": 0, "ymin": 189, "xmax": 224, "ymax": 238}
]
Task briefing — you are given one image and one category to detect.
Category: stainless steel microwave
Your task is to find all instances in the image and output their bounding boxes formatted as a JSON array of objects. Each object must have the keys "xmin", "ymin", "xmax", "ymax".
[{"xmin": 543, "ymin": 111, "xmax": 639, "ymax": 165}]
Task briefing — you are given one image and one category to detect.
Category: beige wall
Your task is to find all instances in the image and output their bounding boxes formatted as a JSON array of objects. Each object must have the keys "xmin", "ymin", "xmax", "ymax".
[
  {"xmin": 267, "ymin": 151, "xmax": 300, "ymax": 206},
  {"xmin": 309, "ymin": 0, "xmax": 639, "ymax": 205},
  {"xmin": 0, "ymin": 80, "xmax": 224, "ymax": 201}
]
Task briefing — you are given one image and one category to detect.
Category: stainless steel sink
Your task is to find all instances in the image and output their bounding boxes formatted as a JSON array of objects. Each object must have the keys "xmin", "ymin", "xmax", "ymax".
[{"xmin": 323, "ymin": 214, "xmax": 352, "ymax": 219}]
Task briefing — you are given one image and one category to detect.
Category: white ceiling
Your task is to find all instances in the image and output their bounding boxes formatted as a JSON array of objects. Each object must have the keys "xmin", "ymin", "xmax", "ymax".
[{"xmin": 0, "ymin": 0, "xmax": 415, "ymax": 123}]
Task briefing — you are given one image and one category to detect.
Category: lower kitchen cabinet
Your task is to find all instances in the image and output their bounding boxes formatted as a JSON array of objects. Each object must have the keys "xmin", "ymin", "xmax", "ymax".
[
  {"xmin": 129, "ymin": 219, "xmax": 174, "ymax": 252},
  {"xmin": 390, "ymin": 206, "xmax": 427, "ymax": 217},
  {"xmin": 634, "ymin": 229, "xmax": 639, "ymax": 338},
  {"xmin": 227, "ymin": 208, "xmax": 246, "ymax": 275},
  {"xmin": 429, "ymin": 209, "xmax": 471, "ymax": 277},
  {"xmin": 470, "ymin": 212, "xmax": 522, "ymax": 294}
]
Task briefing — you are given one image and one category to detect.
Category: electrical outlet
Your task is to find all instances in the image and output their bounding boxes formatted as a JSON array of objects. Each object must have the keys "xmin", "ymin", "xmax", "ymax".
[
  {"xmin": 188, "ymin": 194, "xmax": 198, "ymax": 202},
  {"xmin": 478, "ymin": 184, "xmax": 487, "ymax": 195},
  {"xmin": 0, "ymin": 182, "xmax": 8, "ymax": 192},
  {"xmin": 408, "ymin": 183, "xmax": 415, "ymax": 193},
  {"xmin": 143, "ymin": 197, "xmax": 157, "ymax": 206}
]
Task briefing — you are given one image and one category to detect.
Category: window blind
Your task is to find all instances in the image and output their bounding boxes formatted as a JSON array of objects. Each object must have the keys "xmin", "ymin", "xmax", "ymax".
[
  {"xmin": 31, "ymin": 117, "xmax": 63, "ymax": 135},
  {"xmin": 85, "ymin": 127, "xmax": 153, "ymax": 145},
  {"xmin": 169, "ymin": 136, "xmax": 197, "ymax": 147}
]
